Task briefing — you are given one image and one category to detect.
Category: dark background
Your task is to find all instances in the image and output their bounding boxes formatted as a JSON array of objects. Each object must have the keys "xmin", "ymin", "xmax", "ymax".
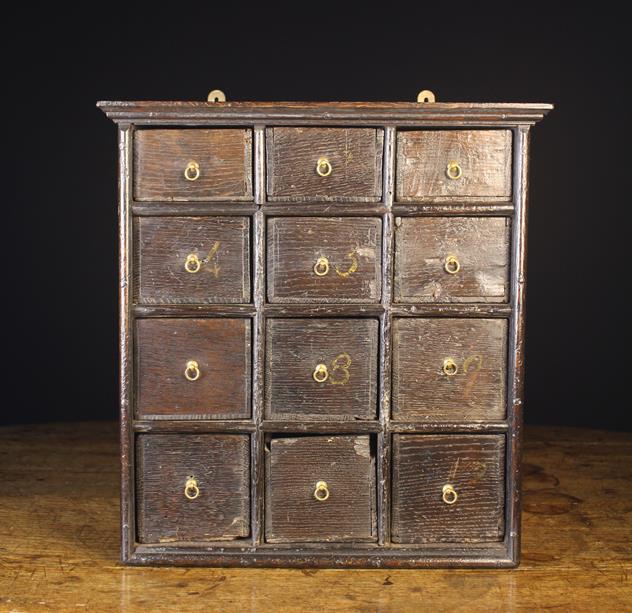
[{"xmin": 6, "ymin": 9, "xmax": 628, "ymax": 430}]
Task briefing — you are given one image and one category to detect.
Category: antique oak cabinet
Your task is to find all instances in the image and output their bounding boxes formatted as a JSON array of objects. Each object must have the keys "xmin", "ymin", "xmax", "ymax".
[{"xmin": 98, "ymin": 93, "xmax": 552, "ymax": 567}]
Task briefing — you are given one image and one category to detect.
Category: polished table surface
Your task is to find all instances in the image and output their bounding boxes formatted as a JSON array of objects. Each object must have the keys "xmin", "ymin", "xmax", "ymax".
[{"xmin": 0, "ymin": 422, "xmax": 630, "ymax": 612}]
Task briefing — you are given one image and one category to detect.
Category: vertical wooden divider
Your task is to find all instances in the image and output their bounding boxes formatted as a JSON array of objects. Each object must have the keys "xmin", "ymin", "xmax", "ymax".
[
  {"xmin": 378, "ymin": 126, "xmax": 396, "ymax": 545},
  {"xmin": 252, "ymin": 126, "xmax": 266, "ymax": 545}
]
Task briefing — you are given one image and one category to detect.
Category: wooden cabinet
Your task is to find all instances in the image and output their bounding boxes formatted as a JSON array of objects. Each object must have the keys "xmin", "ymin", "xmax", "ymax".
[{"xmin": 99, "ymin": 96, "xmax": 552, "ymax": 567}]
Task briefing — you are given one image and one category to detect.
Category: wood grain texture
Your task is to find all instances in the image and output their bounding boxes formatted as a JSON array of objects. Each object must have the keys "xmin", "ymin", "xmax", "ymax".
[
  {"xmin": 392, "ymin": 318, "xmax": 507, "ymax": 422},
  {"xmin": 267, "ymin": 217, "xmax": 382, "ymax": 303},
  {"xmin": 396, "ymin": 130, "xmax": 512, "ymax": 201},
  {"xmin": 265, "ymin": 318, "xmax": 379, "ymax": 420},
  {"xmin": 266, "ymin": 127, "xmax": 383, "ymax": 201},
  {"xmin": 394, "ymin": 216, "xmax": 511, "ymax": 303},
  {"xmin": 265, "ymin": 435, "xmax": 375, "ymax": 543},
  {"xmin": 136, "ymin": 434, "xmax": 250, "ymax": 543},
  {"xmin": 134, "ymin": 216, "xmax": 251, "ymax": 304},
  {"xmin": 134, "ymin": 129, "xmax": 252, "ymax": 201},
  {"xmin": 136, "ymin": 318, "xmax": 251, "ymax": 418},
  {"xmin": 392, "ymin": 434, "xmax": 505, "ymax": 543},
  {"xmin": 4, "ymin": 422, "xmax": 632, "ymax": 610}
]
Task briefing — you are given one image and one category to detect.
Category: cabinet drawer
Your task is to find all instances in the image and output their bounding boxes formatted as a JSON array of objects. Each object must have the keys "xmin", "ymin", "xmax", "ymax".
[
  {"xmin": 392, "ymin": 434, "xmax": 505, "ymax": 543},
  {"xmin": 265, "ymin": 435, "xmax": 375, "ymax": 543},
  {"xmin": 396, "ymin": 130, "xmax": 512, "ymax": 201},
  {"xmin": 266, "ymin": 127, "xmax": 383, "ymax": 201},
  {"xmin": 394, "ymin": 217, "xmax": 510, "ymax": 303},
  {"xmin": 265, "ymin": 318, "xmax": 379, "ymax": 420},
  {"xmin": 392, "ymin": 318, "xmax": 507, "ymax": 422},
  {"xmin": 136, "ymin": 434, "xmax": 250, "ymax": 543},
  {"xmin": 136, "ymin": 318, "xmax": 251, "ymax": 418},
  {"xmin": 134, "ymin": 216, "xmax": 251, "ymax": 304},
  {"xmin": 267, "ymin": 217, "xmax": 382, "ymax": 303},
  {"xmin": 134, "ymin": 129, "xmax": 253, "ymax": 201}
]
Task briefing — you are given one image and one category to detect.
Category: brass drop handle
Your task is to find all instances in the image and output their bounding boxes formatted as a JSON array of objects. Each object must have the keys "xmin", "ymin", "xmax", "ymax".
[
  {"xmin": 184, "ymin": 160, "xmax": 201, "ymax": 181},
  {"xmin": 442, "ymin": 484, "xmax": 458, "ymax": 505},
  {"xmin": 316, "ymin": 157, "xmax": 332, "ymax": 177},
  {"xmin": 312, "ymin": 363, "xmax": 329, "ymax": 383},
  {"xmin": 184, "ymin": 253, "xmax": 202, "ymax": 273},
  {"xmin": 184, "ymin": 476, "xmax": 200, "ymax": 500},
  {"xmin": 444, "ymin": 255, "xmax": 460, "ymax": 274},
  {"xmin": 314, "ymin": 480, "xmax": 330, "ymax": 501},
  {"xmin": 446, "ymin": 160, "xmax": 462, "ymax": 180},
  {"xmin": 313, "ymin": 256, "xmax": 330, "ymax": 277},
  {"xmin": 442, "ymin": 358, "xmax": 458, "ymax": 376},
  {"xmin": 184, "ymin": 360, "xmax": 201, "ymax": 382}
]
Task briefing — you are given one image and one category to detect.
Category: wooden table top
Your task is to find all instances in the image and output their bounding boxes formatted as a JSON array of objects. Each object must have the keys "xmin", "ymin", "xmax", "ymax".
[{"xmin": 1, "ymin": 423, "xmax": 630, "ymax": 612}]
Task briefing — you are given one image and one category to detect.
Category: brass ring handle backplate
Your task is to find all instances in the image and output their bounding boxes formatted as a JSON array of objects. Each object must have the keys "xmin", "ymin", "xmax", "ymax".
[
  {"xmin": 442, "ymin": 484, "xmax": 458, "ymax": 505},
  {"xmin": 444, "ymin": 255, "xmax": 460, "ymax": 275},
  {"xmin": 184, "ymin": 253, "xmax": 202, "ymax": 273},
  {"xmin": 316, "ymin": 157, "xmax": 332, "ymax": 177},
  {"xmin": 313, "ymin": 256, "xmax": 330, "ymax": 277},
  {"xmin": 184, "ymin": 477, "xmax": 200, "ymax": 500},
  {"xmin": 442, "ymin": 358, "xmax": 458, "ymax": 376},
  {"xmin": 313, "ymin": 363, "xmax": 329, "ymax": 383},
  {"xmin": 184, "ymin": 160, "xmax": 200, "ymax": 181},
  {"xmin": 314, "ymin": 480, "xmax": 330, "ymax": 501},
  {"xmin": 184, "ymin": 360, "xmax": 201, "ymax": 382},
  {"xmin": 446, "ymin": 160, "xmax": 462, "ymax": 180}
]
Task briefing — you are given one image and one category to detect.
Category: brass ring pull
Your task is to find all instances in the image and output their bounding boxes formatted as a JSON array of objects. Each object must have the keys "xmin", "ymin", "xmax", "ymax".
[
  {"xmin": 316, "ymin": 157, "xmax": 332, "ymax": 177},
  {"xmin": 184, "ymin": 360, "xmax": 201, "ymax": 382},
  {"xmin": 444, "ymin": 255, "xmax": 460, "ymax": 275},
  {"xmin": 314, "ymin": 480, "xmax": 330, "ymax": 501},
  {"xmin": 442, "ymin": 358, "xmax": 458, "ymax": 376},
  {"xmin": 313, "ymin": 363, "xmax": 329, "ymax": 383},
  {"xmin": 184, "ymin": 477, "xmax": 200, "ymax": 500},
  {"xmin": 184, "ymin": 160, "xmax": 200, "ymax": 181},
  {"xmin": 446, "ymin": 161, "xmax": 462, "ymax": 180},
  {"xmin": 184, "ymin": 253, "xmax": 201, "ymax": 274},
  {"xmin": 313, "ymin": 256, "xmax": 330, "ymax": 277},
  {"xmin": 442, "ymin": 484, "xmax": 458, "ymax": 505}
]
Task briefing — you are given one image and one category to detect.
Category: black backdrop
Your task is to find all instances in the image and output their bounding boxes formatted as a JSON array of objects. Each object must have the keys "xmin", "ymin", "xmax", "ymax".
[{"xmin": 6, "ymin": 8, "xmax": 628, "ymax": 430}]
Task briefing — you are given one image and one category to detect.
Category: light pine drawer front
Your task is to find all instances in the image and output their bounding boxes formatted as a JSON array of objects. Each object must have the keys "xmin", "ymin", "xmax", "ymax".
[
  {"xmin": 267, "ymin": 217, "xmax": 382, "ymax": 303},
  {"xmin": 265, "ymin": 435, "xmax": 376, "ymax": 543},
  {"xmin": 136, "ymin": 434, "xmax": 250, "ymax": 543},
  {"xmin": 136, "ymin": 318, "xmax": 251, "ymax": 419},
  {"xmin": 392, "ymin": 434, "xmax": 505, "ymax": 544},
  {"xmin": 265, "ymin": 319, "xmax": 379, "ymax": 420},
  {"xmin": 396, "ymin": 130, "xmax": 512, "ymax": 201},
  {"xmin": 135, "ymin": 216, "xmax": 251, "ymax": 305},
  {"xmin": 392, "ymin": 318, "xmax": 507, "ymax": 422},
  {"xmin": 266, "ymin": 127, "xmax": 383, "ymax": 201},
  {"xmin": 394, "ymin": 217, "xmax": 511, "ymax": 303},
  {"xmin": 134, "ymin": 129, "xmax": 253, "ymax": 201}
]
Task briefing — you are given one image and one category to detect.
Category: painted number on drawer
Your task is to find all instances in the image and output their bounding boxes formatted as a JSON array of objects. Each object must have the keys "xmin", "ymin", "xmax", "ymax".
[
  {"xmin": 184, "ymin": 240, "xmax": 222, "ymax": 277},
  {"xmin": 313, "ymin": 250, "xmax": 359, "ymax": 278},
  {"xmin": 312, "ymin": 352, "xmax": 352, "ymax": 386}
]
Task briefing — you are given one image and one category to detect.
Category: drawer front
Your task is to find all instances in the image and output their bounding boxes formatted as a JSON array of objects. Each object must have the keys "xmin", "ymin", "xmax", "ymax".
[
  {"xmin": 392, "ymin": 318, "xmax": 507, "ymax": 422},
  {"xmin": 394, "ymin": 217, "xmax": 510, "ymax": 303},
  {"xmin": 266, "ymin": 127, "xmax": 383, "ymax": 200},
  {"xmin": 267, "ymin": 217, "xmax": 382, "ymax": 303},
  {"xmin": 135, "ymin": 216, "xmax": 251, "ymax": 305},
  {"xmin": 266, "ymin": 435, "xmax": 375, "ymax": 542},
  {"xmin": 136, "ymin": 318, "xmax": 251, "ymax": 418},
  {"xmin": 392, "ymin": 434, "xmax": 505, "ymax": 543},
  {"xmin": 134, "ymin": 129, "xmax": 253, "ymax": 201},
  {"xmin": 136, "ymin": 434, "xmax": 250, "ymax": 543},
  {"xmin": 396, "ymin": 130, "xmax": 512, "ymax": 201},
  {"xmin": 265, "ymin": 319, "xmax": 379, "ymax": 420}
]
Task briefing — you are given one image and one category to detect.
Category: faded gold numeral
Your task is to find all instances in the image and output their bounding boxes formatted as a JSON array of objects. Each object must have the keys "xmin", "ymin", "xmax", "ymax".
[
  {"xmin": 463, "ymin": 355, "xmax": 483, "ymax": 373},
  {"xmin": 330, "ymin": 352, "xmax": 352, "ymax": 385},
  {"xmin": 334, "ymin": 251, "xmax": 359, "ymax": 278},
  {"xmin": 313, "ymin": 352, "xmax": 352, "ymax": 386}
]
